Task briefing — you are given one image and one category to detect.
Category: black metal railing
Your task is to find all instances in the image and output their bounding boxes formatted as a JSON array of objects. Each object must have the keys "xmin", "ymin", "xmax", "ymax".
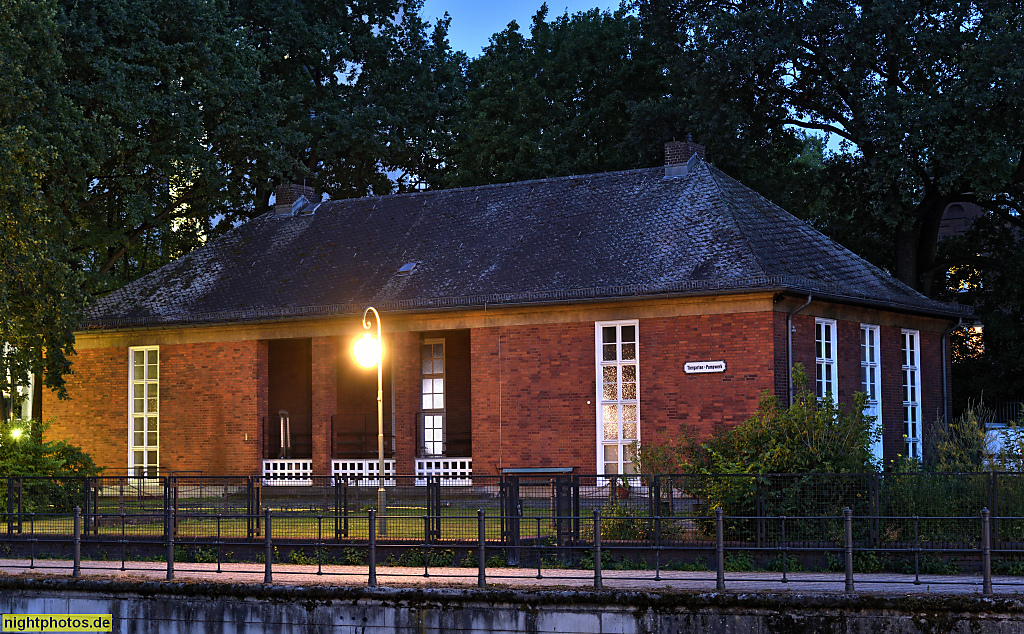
[
  {"xmin": 8, "ymin": 472, "xmax": 1024, "ymax": 591},
  {"xmin": 0, "ymin": 504, "xmax": 1012, "ymax": 593}
]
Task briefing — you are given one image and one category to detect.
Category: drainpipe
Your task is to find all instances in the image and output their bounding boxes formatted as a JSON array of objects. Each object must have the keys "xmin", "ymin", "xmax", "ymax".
[
  {"xmin": 787, "ymin": 295, "xmax": 813, "ymax": 405},
  {"xmin": 941, "ymin": 318, "xmax": 964, "ymax": 425}
]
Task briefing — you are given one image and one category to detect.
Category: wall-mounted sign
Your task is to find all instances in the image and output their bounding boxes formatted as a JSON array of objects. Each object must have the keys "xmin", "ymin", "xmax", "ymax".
[{"xmin": 684, "ymin": 361, "xmax": 726, "ymax": 374}]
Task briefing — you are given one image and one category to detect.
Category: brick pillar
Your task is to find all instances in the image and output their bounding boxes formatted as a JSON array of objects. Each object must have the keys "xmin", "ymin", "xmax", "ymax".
[
  {"xmin": 470, "ymin": 327, "xmax": 501, "ymax": 476},
  {"xmin": 312, "ymin": 336, "xmax": 339, "ymax": 476},
  {"xmin": 256, "ymin": 340, "xmax": 269, "ymax": 475},
  {"xmin": 391, "ymin": 331, "xmax": 420, "ymax": 475}
]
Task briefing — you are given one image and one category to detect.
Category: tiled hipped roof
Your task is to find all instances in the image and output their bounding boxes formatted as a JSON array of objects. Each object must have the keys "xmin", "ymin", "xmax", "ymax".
[{"xmin": 85, "ymin": 161, "xmax": 968, "ymax": 329}]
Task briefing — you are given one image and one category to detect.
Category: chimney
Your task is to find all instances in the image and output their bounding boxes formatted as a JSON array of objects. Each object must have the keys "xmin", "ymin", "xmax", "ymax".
[
  {"xmin": 664, "ymin": 134, "xmax": 706, "ymax": 178},
  {"xmin": 274, "ymin": 183, "xmax": 317, "ymax": 216}
]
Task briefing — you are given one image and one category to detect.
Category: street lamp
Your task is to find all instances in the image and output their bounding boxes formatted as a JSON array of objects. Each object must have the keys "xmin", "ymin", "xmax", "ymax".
[{"xmin": 354, "ymin": 306, "xmax": 386, "ymax": 535}]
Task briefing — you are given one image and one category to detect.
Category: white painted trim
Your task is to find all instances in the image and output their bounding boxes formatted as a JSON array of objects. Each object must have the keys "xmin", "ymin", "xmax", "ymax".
[
  {"xmin": 127, "ymin": 346, "xmax": 160, "ymax": 478},
  {"xmin": 815, "ymin": 318, "xmax": 838, "ymax": 399},
  {"xmin": 902, "ymin": 329, "xmax": 922, "ymax": 460},
  {"xmin": 861, "ymin": 324, "xmax": 883, "ymax": 463},
  {"xmin": 595, "ymin": 320, "xmax": 640, "ymax": 476}
]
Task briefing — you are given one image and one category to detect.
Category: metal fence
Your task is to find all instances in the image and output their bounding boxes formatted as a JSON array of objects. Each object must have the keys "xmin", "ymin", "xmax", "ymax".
[{"xmin": 4, "ymin": 472, "xmax": 1024, "ymax": 592}]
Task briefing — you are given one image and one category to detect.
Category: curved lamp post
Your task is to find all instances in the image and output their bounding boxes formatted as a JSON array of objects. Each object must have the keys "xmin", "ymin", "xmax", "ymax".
[{"xmin": 354, "ymin": 306, "xmax": 386, "ymax": 535}]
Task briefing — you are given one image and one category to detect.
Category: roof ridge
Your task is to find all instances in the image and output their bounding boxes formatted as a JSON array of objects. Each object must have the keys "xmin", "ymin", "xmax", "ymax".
[
  {"xmin": 703, "ymin": 165, "xmax": 932, "ymax": 303},
  {"xmin": 308, "ymin": 165, "xmax": 666, "ymax": 212},
  {"xmin": 701, "ymin": 161, "xmax": 770, "ymax": 276}
]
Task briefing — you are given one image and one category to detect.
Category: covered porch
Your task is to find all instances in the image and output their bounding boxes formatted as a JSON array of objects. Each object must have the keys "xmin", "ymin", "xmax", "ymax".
[{"xmin": 259, "ymin": 329, "xmax": 473, "ymax": 484}]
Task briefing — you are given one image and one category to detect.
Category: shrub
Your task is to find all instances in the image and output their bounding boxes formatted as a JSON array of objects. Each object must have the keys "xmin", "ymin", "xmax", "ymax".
[
  {"xmin": 928, "ymin": 401, "xmax": 994, "ymax": 472},
  {"xmin": 0, "ymin": 418, "xmax": 103, "ymax": 512}
]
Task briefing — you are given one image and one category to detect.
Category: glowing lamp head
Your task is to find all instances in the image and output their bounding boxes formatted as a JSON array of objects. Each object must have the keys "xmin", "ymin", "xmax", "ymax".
[
  {"xmin": 354, "ymin": 333, "xmax": 382, "ymax": 368},
  {"xmin": 10, "ymin": 428, "xmax": 23, "ymax": 440}
]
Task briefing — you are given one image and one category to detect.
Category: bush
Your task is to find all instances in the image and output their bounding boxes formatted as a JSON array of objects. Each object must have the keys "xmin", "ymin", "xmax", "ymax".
[
  {"xmin": 0, "ymin": 418, "xmax": 103, "ymax": 512},
  {"xmin": 928, "ymin": 401, "xmax": 994, "ymax": 472},
  {"xmin": 600, "ymin": 501, "xmax": 652, "ymax": 541},
  {"xmin": 0, "ymin": 418, "xmax": 102, "ymax": 477}
]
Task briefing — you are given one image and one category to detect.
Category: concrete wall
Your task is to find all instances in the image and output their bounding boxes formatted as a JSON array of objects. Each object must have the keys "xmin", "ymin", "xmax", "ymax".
[{"xmin": 1, "ymin": 580, "xmax": 1023, "ymax": 633}]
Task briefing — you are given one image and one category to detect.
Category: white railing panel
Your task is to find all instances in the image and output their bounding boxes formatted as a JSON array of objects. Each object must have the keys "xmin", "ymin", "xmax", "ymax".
[
  {"xmin": 331, "ymin": 459, "xmax": 396, "ymax": 486},
  {"xmin": 415, "ymin": 457, "xmax": 472, "ymax": 486}
]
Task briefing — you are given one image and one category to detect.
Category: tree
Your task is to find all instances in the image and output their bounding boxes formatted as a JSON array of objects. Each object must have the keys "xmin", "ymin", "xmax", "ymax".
[
  {"xmin": 0, "ymin": 0, "xmax": 88, "ymax": 400},
  {"xmin": 1, "ymin": 0, "xmax": 465, "ymax": 395},
  {"xmin": 441, "ymin": 5, "xmax": 672, "ymax": 187},
  {"xmin": 54, "ymin": 0, "xmax": 465, "ymax": 293},
  {"xmin": 638, "ymin": 0, "xmax": 1024, "ymax": 295},
  {"xmin": 230, "ymin": 0, "xmax": 466, "ymax": 209},
  {"xmin": 637, "ymin": 0, "xmax": 1024, "ymax": 411}
]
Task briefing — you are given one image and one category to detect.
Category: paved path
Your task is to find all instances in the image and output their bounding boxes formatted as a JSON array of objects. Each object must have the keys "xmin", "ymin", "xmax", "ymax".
[{"xmin": 1, "ymin": 559, "xmax": 1020, "ymax": 595}]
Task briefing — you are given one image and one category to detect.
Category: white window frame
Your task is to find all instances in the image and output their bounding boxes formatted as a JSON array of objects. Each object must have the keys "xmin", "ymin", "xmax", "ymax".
[
  {"xmin": 595, "ymin": 321, "xmax": 640, "ymax": 476},
  {"xmin": 815, "ymin": 318, "xmax": 838, "ymax": 400},
  {"xmin": 128, "ymin": 346, "xmax": 160, "ymax": 477},
  {"xmin": 421, "ymin": 338, "xmax": 445, "ymax": 457},
  {"xmin": 861, "ymin": 324, "xmax": 883, "ymax": 463},
  {"xmin": 902, "ymin": 330, "xmax": 922, "ymax": 460}
]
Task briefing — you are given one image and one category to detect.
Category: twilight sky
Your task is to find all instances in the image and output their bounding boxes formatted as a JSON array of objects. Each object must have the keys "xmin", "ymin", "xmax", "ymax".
[{"xmin": 420, "ymin": 0, "xmax": 622, "ymax": 58}]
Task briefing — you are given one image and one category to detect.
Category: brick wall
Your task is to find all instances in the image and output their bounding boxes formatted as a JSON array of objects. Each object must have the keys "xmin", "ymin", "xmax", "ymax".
[
  {"xmin": 469, "ymin": 314, "xmax": 780, "ymax": 476},
  {"xmin": 44, "ymin": 341, "xmax": 264, "ymax": 475},
  {"xmin": 470, "ymin": 323, "xmax": 594, "ymax": 476},
  {"xmin": 641, "ymin": 313, "xmax": 776, "ymax": 441},
  {"xmin": 312, "ymin": 336, "xmax": 339, "ymax": 475},
  {"xmin": 391, "ymin": 331, "xmax": 421, "ymax": 474},
  {"xmin": 45, "ymin": 347, "xmax": 127, "ymax": 469},
  {"xmin": 920, "ymin": 328, "xmax": 947, "ymax": 459}
]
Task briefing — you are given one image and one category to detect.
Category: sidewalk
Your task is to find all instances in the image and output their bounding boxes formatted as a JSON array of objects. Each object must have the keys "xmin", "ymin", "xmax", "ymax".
[{"xmin": 1, "ymin": 559, "xmax": 1019, "ymax": 595}]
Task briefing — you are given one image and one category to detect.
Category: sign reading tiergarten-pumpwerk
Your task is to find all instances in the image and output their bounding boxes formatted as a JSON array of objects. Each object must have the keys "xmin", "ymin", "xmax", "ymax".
[{"xmin": 684, "ymin": 360, "xmax": 726, "ymax": 374}]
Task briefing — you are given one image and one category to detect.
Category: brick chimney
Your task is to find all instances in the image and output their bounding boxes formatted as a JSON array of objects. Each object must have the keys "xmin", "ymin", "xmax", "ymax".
[
  {"xmin": 664, "ymin": 134, "xmax": 706, "ymax": 165},
  {"xmin": 274, "ymin": 183, "xmax": 316, "ymax": 216}
]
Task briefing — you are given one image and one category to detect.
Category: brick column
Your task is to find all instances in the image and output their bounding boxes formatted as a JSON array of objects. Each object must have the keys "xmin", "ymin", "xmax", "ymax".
[
  {"xmin": 471, "ymin": 327, "xmax": 501, "ymax": 476},
  {"xmin": 391, "ymin": 331, "xmax": 421, "ymax": 475},
  {"xmin": 312, "ymin": 336, "xmax": 339, "ymax": 477},
  {"xmin": 256, "ymin": 340, "xmax": 269, "ymax": 475}
]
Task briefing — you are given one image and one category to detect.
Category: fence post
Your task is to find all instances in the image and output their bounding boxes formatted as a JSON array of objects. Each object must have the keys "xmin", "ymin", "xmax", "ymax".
[
  {"xmin": 82, "ymin": 477, "xmax": 89, "ymax": 536},
  {"xmin": 478, "ymin": 509, "xmax": 486, "ymax": 588},
  {"xmin": 368, "ymin": 509, "xmax": 377, "ymax": 587},
  {"xmin": 716, "ymin": 508, "xmax": 725, "ymax": 591},
  {"xmin": 263, "ymin": 508, "xmax": 272, "ymax": 584},
  {"xmin": 844, "ymin": 507, "xmax": 854, "ymax": 593},
  {"xmin": 990, "ymin": 472, "xmax": 999, "ymax": 545},
  {"xmin": 7, "ymin": 477, "xmax": 12, "ymax": 535},
  {"xmin": 166, "ymin": 505, "xmax": 174, "ymax": 581},
  {"xmin": 593, "ymin": 509, "xmax": 602, "ymax": 590},
  {"xmin": 982, "ymin": 508, "xmax": 993, "ymax": 595},
  {"xmin": 72, "ymin": 507, "xmax": 81, "ymax": 579},
  {"xmin": 913, "ymin": 515, "xmax": 921, "ymax": 585}
]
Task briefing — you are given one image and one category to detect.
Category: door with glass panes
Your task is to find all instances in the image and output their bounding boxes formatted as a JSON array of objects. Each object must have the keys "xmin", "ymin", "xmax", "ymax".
[{"xmin": 597, "ymin": 322, "xmax": 639, "ymax": 475}]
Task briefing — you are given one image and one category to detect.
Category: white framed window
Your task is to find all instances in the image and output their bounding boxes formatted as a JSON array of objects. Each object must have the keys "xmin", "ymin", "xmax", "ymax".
[
  {"xmin": 861, "ymin": 324, "xmax": 883, "ymax": 462},
  {"xmin": 902, "ymin": 330, "xmax": 922, "ymax": 460},
  {"xmin": 128, "ymin": 347, "xmax": 159, "ymax": 477},
  {"xmin": 815, "ymin": 319, "xmax": 838, "ymax": 399},
  {"xmin": 596, "ymin": 321, "xmax": 639, "ymax": 475},
  {"xmin": 421, "ymin": 339, "xmax": 445, "ymax": 456}
]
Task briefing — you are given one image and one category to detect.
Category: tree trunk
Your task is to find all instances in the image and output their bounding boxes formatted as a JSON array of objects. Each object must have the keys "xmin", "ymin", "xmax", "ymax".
[{"xmin": 895, "ymin": 227, "xmax": 920, "ymax": 291}]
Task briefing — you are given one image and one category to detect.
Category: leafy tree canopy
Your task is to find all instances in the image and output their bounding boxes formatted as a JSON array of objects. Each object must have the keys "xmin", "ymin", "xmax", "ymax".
[
  {"xmin": 2, "ymin": 0, "xmax": 464, "ymax": 394},
  {"xmin": 0, "ymin": 0, "xmax": 87, "ymax": 399},
  {"xmin": 639, "ymin": 0, "xmax": 1024, "ymax": 294}
]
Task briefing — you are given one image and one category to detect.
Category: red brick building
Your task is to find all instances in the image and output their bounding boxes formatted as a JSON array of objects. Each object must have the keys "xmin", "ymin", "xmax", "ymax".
[{"xmin": 45, "ymin": 143, "xmax": 968, "ymax": 478}]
